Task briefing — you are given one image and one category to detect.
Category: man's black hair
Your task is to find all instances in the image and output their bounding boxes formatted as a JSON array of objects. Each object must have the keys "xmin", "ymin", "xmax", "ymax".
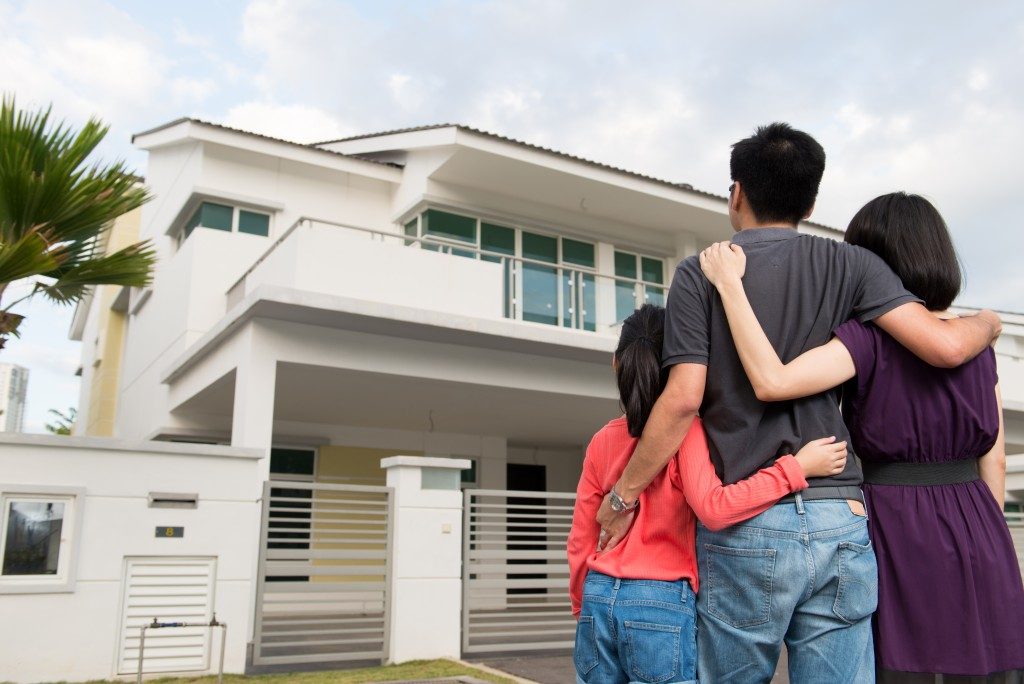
[
  {"xmin": 730, "ymin": 122, "xmax": 826, "ymax": 225},
  {"xmin": 846, "ymin": 192, "xmax": 962, "ymax": 311}
]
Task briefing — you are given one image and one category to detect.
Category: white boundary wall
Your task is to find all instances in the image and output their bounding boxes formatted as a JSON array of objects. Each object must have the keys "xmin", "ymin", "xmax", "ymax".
[{"xmin": 0, "ymin": 434, "xmax": 263, "ymax": 683}]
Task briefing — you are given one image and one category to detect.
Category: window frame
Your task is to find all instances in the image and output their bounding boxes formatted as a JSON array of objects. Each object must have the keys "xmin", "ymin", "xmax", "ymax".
[
  {"xmin": 402, "ymin": 207, "xmax": 599, "ymax": 273},
  {"xmin": 178, "ymin": 201, "xmax": 273, "ymax": 247},
  {"xmin": 0, "ymin": 486, "xmax": 84, "ymax": 594}
]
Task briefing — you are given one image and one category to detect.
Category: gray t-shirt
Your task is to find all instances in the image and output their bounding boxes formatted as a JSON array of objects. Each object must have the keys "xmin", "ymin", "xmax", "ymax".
[{"xmin": 663, "ymin": 228, "xmax": 920, "ymax": 491}]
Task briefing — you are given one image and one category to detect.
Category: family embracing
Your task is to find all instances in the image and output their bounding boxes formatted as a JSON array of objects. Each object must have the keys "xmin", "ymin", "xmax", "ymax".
[{"xmin": 567, "ymin": 123, "xmax": 1024, "ymax": 683}]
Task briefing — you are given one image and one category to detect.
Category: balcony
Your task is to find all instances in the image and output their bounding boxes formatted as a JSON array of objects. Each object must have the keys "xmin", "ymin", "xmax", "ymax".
[{"xmin": 226, "ymin": 218, "xmax": 667, "ymax": 337}]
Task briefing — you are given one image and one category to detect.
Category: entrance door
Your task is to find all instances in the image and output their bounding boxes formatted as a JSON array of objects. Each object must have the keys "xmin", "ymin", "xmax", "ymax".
[{"xmin": 506, "ymin": 464, "xmax": 547, "ymax": 595}]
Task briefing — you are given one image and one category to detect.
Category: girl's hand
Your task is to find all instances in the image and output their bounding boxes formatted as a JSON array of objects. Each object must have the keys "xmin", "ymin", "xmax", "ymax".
[
  {"xmin": 699, "ymin": 241, "xmax": 746, "ymax": 289},
  {"xmin": 794, "ymin": 436, "xmax": 848, "ymax": 478}
]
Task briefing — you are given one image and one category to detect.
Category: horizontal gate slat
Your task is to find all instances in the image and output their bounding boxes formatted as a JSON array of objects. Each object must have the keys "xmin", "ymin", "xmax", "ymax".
[
  {"xmin": 462, "ymin": 488, "xmax": 577, "ymax": 658},
  {"xmin": 255, "ymin": 481, "xmax": 393, "ymax": 668}
]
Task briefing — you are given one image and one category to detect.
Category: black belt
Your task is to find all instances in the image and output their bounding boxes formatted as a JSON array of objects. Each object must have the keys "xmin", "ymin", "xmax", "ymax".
[
  {"xmin": 862, "ymin": 459, "xmax": 979, "ymax": 486},
  {"xmin": 777, "ymin": 485, "xmax": 865, "ymax": 505}
]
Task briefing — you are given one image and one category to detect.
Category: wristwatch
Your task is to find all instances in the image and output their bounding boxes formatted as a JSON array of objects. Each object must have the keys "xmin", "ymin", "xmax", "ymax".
[{"xmin": 608, "ymin": 488, "xmax": 639, "ymax": 513}]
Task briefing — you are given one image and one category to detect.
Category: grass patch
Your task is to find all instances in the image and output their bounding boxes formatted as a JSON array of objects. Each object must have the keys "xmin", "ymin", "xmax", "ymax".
[{"xmin": 80, "ymin": 659, "xmax": 515, "ymax": 684}]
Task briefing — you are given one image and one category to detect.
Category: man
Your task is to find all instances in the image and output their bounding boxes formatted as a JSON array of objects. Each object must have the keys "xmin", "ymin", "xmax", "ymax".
[{"xmin": 595, "ymin": 123, "xmax": 1001, "ymax": 682}]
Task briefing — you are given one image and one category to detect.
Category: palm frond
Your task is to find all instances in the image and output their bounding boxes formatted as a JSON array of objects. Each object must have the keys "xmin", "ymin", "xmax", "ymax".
[
  {"xmin": 36, "ymin": 240, "xmax": 156, "ymax": 305},
  {"xmin": 0, "ymin": 95, "xmax": 154, "ymax": 341}
]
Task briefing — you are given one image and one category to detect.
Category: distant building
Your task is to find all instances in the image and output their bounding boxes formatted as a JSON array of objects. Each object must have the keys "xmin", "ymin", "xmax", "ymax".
[{"xmin": 0, "ymin": 364, "xmax": 28, "ymax": 432}]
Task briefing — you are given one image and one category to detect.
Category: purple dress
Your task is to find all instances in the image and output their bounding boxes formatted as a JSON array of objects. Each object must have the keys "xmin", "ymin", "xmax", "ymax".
[{"xmin": 835, "ymin": 320, "xmax": 1024, "ymax": 677}]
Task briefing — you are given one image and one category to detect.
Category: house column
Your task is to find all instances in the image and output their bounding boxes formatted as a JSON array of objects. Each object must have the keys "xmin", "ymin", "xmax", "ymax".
[
  {"xmin": 674, "ymin": 232, "xmax": 700, "ymax": 264},
  {"xmin": 595, "ymin": 241, "xmax": 618, "ymax": 333},
  {"xmin": 381, "ymin": 456, "xmax": 471, "ymax": 663},
  {"xmin": 230, "ymin": 331, "xmax": 277, "ymax": 474}
]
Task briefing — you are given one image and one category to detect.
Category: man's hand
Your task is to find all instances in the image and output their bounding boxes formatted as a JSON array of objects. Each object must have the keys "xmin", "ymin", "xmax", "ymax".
[
  {"xmin": 977, "ymin": 309, "xmax": 1003, "ymax": 344},
  {"xmin": 596, "ymin": 494, "xmax": 636, "ymax": 552}
]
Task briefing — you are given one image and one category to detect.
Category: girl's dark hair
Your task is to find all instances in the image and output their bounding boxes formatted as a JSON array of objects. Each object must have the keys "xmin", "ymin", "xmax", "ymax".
[
  {"xmin": 845, "ymin": 192, "xmax": 962, "ymax": 311},
  {"xmin": 615, "ymin": 304, "xmax": 667, "ymax": 438}
]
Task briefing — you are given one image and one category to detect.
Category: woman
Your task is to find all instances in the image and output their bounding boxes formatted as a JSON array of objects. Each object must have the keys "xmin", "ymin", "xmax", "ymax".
[
  {"xmin": 699, "ymin": 192, "xmax": 1024, "ymax": 682},
  {"xmin": 567, "ymin": 303, "xmax": 850, "ymax": 684}
]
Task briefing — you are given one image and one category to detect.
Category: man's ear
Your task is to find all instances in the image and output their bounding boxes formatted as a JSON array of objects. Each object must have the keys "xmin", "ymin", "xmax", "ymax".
[
  {"xmin": 730, "ymin": 181, "xmax": 743, "ymax": 213},
  {"xmin": 803, "ymin": 202, "xmax": 816, "ymax": 220}
]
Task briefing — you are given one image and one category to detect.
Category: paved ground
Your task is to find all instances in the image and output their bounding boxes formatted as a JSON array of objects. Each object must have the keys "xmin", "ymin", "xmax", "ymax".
[
  {"xmin": 476, "ymin": 655, "xmax": 571, "ymax": 684},
  {"xmin": 477, "ymin": 649, "xmax": 792, "ymax": 683}
]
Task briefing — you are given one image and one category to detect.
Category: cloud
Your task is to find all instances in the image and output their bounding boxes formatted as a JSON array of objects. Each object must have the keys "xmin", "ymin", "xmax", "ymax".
[
  {"xmin": 3, "ymin": 0, "xmax": 1024, "ymax": 437},
  {"xmin": 222, "ymin": 101, "xmax": 354, "ymax": 143}
]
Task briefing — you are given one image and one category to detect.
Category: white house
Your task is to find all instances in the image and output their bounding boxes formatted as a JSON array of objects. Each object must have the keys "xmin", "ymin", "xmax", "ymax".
[{"xmin": 2, "ymin": 119, "xmax": 1021, "ymax": 681}]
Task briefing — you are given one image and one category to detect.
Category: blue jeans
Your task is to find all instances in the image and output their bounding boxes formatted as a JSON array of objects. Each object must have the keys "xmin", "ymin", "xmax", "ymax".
[
  {"xmin": 574, "ymin": 572, "xmax": 698, "ymax": 684},
  {"xmin": 696, "ymin": 495, "xmax": 878, "ymax": 683}
]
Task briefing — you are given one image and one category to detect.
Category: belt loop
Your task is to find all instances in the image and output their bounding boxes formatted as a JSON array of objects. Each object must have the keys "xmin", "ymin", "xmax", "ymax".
[
  {"xmin": 613, "ymin": 578, "xmax": 621, "ymax": 590},
  {"xmin": 794, "ymin": 492, "xmax": 805, "ymax": 515}
]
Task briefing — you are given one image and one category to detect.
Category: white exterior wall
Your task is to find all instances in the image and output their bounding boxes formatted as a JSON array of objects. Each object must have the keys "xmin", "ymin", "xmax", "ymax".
[
  {"xmin": 235, "ymin": 223, "xmax": 504, "ymax": 320},
  {"xmin": 0, "ymin": 435, "xmax": 262, "ymax": 683},
  {"xmin": 116, "ymin": 141, "xmax": 396, "ymax": 441}
]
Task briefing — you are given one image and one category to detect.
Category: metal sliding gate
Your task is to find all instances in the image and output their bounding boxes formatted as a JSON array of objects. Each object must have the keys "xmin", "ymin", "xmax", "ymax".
[
  {"xmin": 252, "ymin": 481, "xmax": 393, "ymax": 667},
  {"xmin": 462, "ymin": 488, "xmax": 577, "ymax": 656}
]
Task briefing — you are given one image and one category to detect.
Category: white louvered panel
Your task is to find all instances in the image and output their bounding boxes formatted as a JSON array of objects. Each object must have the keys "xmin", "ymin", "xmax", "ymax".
[{"xmin": 117, "ymin": 557, "xmax": 216, "ymax": 675}]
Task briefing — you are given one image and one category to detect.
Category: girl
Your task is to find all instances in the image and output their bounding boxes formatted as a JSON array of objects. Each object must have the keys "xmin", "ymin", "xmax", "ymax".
[
  {"xmin": 699, "ymin": 192, "xmax": 1024, "ymax": 682},
  {"xmin": 567, "ymin": 303, "xmax": 849, "ymax": 684}
]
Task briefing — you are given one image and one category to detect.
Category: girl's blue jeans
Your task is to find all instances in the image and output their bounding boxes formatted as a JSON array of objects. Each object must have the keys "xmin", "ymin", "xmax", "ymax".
[{"xmin": 574, "ymin": 571, "xmax": 698, "ymax": 684}]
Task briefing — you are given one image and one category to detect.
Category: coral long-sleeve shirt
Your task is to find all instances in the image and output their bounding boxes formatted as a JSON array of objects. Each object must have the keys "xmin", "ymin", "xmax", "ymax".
[{"xmin": 567, "ymin": 417, "xmax": 808, "ymax": 616}]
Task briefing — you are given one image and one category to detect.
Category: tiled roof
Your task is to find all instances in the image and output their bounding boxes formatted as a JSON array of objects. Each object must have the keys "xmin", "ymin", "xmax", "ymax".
[
  {"xmin": 134, "ymin": 118, "xmax": 839, "ymax": 233},
  {"xmin": 317, "ymin": 124, "xmax": 839, "ymax": 233},
  {"xmin": 131, "ymin": 118, "xmax": 402, "ymax": 169},
  {"xmin": 316, "ymin": 124, "xmax": 720, "ymax": 198}
]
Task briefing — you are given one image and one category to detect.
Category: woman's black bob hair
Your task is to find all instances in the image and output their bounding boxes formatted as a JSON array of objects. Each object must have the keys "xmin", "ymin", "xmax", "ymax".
[
  {"xmin": 845, "ymin": 192, "xmax": 962, "ymax": 311},
  {"xmin": 614, "ymin": 304, "xmax": 667, "ymax": 438}
]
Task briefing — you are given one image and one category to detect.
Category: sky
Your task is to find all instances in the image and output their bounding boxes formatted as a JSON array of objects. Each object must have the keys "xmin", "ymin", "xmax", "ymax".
[{"xmin": 1, "ymin": 0, "xmax": 1023, "ymax": 432}]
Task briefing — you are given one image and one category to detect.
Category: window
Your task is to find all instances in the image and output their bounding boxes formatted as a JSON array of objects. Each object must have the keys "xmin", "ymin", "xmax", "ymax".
[
  {"xmin": 461, "ymin": 459, "xmax": 478, "ymax": 487},
  {"xmin": 403, "ymin": 208, "xmax": 598, "ymax": 331},
  {"xmin": 182, "ymin": 201, "xmax": 271, "ymax": 242},
  {"xmin": 614, "ymin": 250, "xmax": 667, "ymax": 322},
  {"xmin": 0, "ymin": 491, "xmax": 79, "ymax": 593}
]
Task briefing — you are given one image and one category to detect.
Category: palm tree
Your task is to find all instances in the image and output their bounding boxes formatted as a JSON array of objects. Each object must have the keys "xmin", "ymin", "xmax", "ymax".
[{"xmin": 0, "ymin": 96, "xmax": 155, "ymax": 348}]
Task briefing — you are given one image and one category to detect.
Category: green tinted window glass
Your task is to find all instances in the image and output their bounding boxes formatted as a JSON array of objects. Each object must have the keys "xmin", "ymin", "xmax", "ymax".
[
  {"xmin": 422, "ymin": 209, "xmax": 476, "ymax": 243},
  {"xmin": 522, "ymin": 232, "xmax": 557, "ymax": 264},
  {"xmin": 562, "ymin": 271, "xmax": 597, "ymax": 331},
  {"xmin": 481, "ymin": 223, "xmax": 515, "ymax": 257},
  {"xmin": 614, "ymin": 251, "xmax": 637, "ymax": 278},
  {"xmin": 523, "ymin": 263, "xmax": 558, "ymax": 325},
  {"xmin": 616, "ymin": 281, "xmax": 637, "ymax": 322},
  {"xmin": 270, "ymin": 448, "xmax": 315, "ymax": 476},
  {"xmin": 641, "ymin": 257, "xmax": 664, "ymax": 284},
  {"xmin": 404, "ymin": 219, "xmax": 418, "ymax": 246},
  {"xmin": 645, "ymin": 285, "xmax": 665, "ymax": 307},
  {"xmin": 562, "ymin": 238, "xmax": 595, "ymax": 268},
  {"xmin": 461, "ymin": 459, "xmax": 477, "ymax": 484},
  {"xmin": 184, "ymin": 206, "xmax": 202, "ymax": 239},
  {"xmin": 238, "ymin": 210, "xmax": 270, "ymax": 236},
  {"xmin": 199, "ymin": 202, "xmax": 233, "ymax": 231}
]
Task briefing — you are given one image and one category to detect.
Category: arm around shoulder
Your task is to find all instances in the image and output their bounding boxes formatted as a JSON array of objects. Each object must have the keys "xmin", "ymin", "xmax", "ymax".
[{"xmin": 875, "ymin": 303, "xmax": 1001, "ymax": 368}]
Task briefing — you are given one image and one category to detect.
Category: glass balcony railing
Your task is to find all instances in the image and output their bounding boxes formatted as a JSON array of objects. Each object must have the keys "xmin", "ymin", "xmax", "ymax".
[{"xmin": 228, "ymin": 218, "xmax": 669, "ymax": 334}]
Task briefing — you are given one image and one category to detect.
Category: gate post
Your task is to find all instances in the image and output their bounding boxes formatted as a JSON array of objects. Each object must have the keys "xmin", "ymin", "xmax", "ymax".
[{"xmin": 381, "ymin": 456, "xmax": 471, "ymax": 663}]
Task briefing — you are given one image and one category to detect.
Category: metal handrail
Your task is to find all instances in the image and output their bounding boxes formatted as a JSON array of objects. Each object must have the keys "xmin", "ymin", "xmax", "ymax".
[
  {"xmin": 226, "ymin": 216, "xmax": 668, "ymax": 295},
  {"xmin": 224, "ymin": 216, "xmax": 669, "ymax": 331}
]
